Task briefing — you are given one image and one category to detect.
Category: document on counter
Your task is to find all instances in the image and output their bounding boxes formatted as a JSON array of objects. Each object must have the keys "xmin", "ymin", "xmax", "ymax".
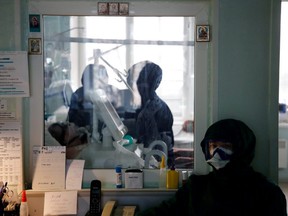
[
  {"xmin": 32, "ymin": 146, "xmax": 66, "ymax": 190},
  {"xmin": 44, "ymin": 190, "xmax": 77, "ymax": 216},
  {"xmin": 65, "ymin": 159, "xmax": 85, "ymax": 190}
]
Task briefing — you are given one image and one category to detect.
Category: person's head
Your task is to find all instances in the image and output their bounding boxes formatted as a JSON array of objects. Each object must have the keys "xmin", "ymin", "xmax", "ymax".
[
  {"xmin": 136, "ymin": 61, "xmax": 162, "ymax": 104},
  {"xmin": 81, "ymin": 64, "xmax": 108, "ymax": 90},
  {"xmin": 200, "ymin": 119, "xmax": 256, "ymax": 170},
  {"xmin": 126, "ymin": 61, "xmax": 162, "ymax": 107}
]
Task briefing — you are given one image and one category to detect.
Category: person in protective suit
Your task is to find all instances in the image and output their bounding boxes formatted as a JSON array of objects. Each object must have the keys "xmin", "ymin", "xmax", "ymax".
[
  {"xmin": 134, "ymin": 61, "xmax": 175, "ymax": 166},
  {"xmin": 68, "ymin": 64, "xmax": 119, "ymax": 133},
  {"xmin": 137, "ymin": 119, "xmax": 287, "ymax": 216}
]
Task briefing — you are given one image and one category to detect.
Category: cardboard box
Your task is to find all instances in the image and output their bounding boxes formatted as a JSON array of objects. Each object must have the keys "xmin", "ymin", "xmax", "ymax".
[{"xmin": 125, "ymin": 169, "xmax": 143, "ymax": 189}]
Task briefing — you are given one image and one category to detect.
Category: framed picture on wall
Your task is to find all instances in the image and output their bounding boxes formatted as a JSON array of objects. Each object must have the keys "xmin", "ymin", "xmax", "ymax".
[
  {"xmin": 196, "ymin": 25, "xmax": 210, "ymax": 42},
  {"xmin": 119, "ymin": 3, "xmax": 129, "ymax": 15},
  {"xmin": 98, "ymin": 2, "xmax": 109, "ymax": 15},
  {"xmin": 28, "ymin": 38, "xmax": 42, "ymax": 55},
  {"xmin": 29, "ymin": 14, "xmax": 41, "ymax": 32},
  {"xmin": 109, "ymin": 3, "xmax": 119, "ymax": 15}
]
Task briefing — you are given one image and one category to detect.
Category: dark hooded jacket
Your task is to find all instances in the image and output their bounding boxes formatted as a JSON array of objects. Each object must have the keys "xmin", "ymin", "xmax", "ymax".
[
  {"xmin": 68, "ymin": 64, "xmax": 116, "ymax": 130},
  {"xmin": 68, "ymin": 64, "xmax": 95, "ymax": 128},
  {"xmin": 137, "ymin": 119, "xmax": 287, "ymax": 216},
  {"xmin": 134, "ymin": 61, "xmax": 174, "ymax": 166}
]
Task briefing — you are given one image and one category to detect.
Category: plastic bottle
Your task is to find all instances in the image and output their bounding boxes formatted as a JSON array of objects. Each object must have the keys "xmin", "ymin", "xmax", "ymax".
[
  {"xmin": 20, "ymin": 190, "xmax": 28, "ymax": 216},
  {"xmin": 159, "ymin": 156, "xmax": 167, "ymax": 189},
  {"xmin": 182, "ymin": 170, "xmax": 188, "ymax": 186},
  {"xmin": 166, "ymin": 165, "xmax": 179, "ymax": 189},
  {"xmin": 115, "ymin": 166, "xmax": 122, "ymax": 188}
]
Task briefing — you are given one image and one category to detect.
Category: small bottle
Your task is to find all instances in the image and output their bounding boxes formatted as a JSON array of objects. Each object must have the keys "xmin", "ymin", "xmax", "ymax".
[
  {"xmin": 182, "ymin": 171, "xmax": 188, "ymax": 186},
  {"xmin": 115, "ymin": 166, "xmax": 122, "ymax": 188},
  {"xmin": 166, "ymin": 165, "xmax": 179, "ymax": 189},
  {"xmin": 159, "ymin": 156, "xmax": 167, "ymax": 189},
  {"xmin": 20, "ymin": 190, "xmax": 28, "ymax": 216}
]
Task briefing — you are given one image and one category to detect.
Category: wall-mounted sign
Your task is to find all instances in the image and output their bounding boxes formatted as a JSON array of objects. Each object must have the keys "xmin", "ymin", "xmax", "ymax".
[
  {"xmin": 0, "ymin": 121, "xmax": 23, "ymax": 192},
  {"xmin": 0, "ymin": 51, "xmax": 30, "ymax": 97}
]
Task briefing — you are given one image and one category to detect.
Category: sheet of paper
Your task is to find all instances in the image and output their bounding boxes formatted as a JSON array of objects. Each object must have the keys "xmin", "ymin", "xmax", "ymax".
[
  {"xmin": 32, "ymin": 146, "xmax": 66, "ymax": 190},
  {"xmin": 0, "ymin": 121, "xmax": 23, "ymax": 191},
  {"xmin": 0, "ymin": 51, "xmax": 29, "ymax": 97},
  {"xmin": 44, "ymin": 190, "xmax": 77, "ymax": 216},
  {"xmin": 0, "ymin": 99, "xmax": 16, "ymax": 120},
  {"xmin": 65, "ymin": 159, "xmax": 85, "ymax": 190}
]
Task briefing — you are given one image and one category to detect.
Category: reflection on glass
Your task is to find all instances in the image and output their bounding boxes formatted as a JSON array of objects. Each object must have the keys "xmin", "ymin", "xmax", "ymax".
[
  {"xmin": 279, "ymin": 2, "xmax": 288, "ymax": 121},
  {"xmin": 44, "ymin": 16, "xmax": 195, "ymax": 169}
]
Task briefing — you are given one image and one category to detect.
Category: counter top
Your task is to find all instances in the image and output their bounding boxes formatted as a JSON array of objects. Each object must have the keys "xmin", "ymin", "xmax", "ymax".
[{"xmin": 26, "ymin": 188, "xmax": 177, "ymax": 195}]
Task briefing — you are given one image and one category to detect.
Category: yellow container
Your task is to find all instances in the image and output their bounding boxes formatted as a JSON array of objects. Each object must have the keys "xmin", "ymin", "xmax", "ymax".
[
  {"xmin": 166, "ymin": 167, "xmax": 179, "ymax": 189},
  {"xmin": 159, "ymin": 156, "xmax": 167, "ymax": 189}
]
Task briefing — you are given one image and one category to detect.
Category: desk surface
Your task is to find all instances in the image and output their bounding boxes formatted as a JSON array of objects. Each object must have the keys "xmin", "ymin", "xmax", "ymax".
[{"xmin": 26, "ymin": 188, "xmax": 177, "ymax": 216}]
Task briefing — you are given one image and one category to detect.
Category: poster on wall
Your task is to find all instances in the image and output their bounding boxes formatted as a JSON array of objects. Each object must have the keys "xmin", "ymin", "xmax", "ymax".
[
  {"xmin": 0, "ymin": 51, "xmax": 30, "ymax": 97},
  {"xmin": 0, "ymin": 98, "xmax": 18, "ymax": 120},
  {"xmin": 0, "ymin": 121, "xmax": 23, "ymax": 192}
]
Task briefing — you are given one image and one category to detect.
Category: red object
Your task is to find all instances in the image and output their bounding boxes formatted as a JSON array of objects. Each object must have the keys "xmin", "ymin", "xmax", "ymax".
[{"xmin": 21, "ymin": 190, "xmax": 27, "ymax": 202}]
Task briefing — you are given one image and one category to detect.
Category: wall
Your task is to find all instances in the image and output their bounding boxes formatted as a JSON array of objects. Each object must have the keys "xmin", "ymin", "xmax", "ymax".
[
  {"xmin": 214, "ymin": 0, "xmax": 281, "ymax": 181},
  {"xmin": 0, "ymin": 0, "xmax": 28, "ymax": 190}
]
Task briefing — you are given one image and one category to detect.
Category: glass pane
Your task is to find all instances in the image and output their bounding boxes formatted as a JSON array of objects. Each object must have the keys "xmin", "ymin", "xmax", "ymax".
[
  {"xmin": 44, "ymin": 16, "xmax": 195, "ymax": 169},
  {"xmin": 279, "ymin": 2, "xmax": 288, "ymax": 106}
]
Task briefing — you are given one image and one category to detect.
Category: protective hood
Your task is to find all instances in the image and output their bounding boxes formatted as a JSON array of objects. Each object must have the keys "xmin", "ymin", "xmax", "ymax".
[
  {"xmin": 136, "ymin": 61, "xmax": 162, "ymax": 105},
  {"xmin": 81, "ymin": 64, "xmax": 108, "ymax": 88},
  {"xmin": 200, "ymin": 119, "xmax": 256, "ymax": 168}
]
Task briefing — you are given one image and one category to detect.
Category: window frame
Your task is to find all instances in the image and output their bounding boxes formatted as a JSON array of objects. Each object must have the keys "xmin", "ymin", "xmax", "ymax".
[{"xmin": 27, "ymin": 0, "xmax": 212, "ymax": 184}]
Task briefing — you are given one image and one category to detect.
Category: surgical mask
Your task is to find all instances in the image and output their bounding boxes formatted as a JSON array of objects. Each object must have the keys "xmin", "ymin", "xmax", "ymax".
[{"xmin": 206, "ymin": 147, "xmax": 233, "ymax": 170}]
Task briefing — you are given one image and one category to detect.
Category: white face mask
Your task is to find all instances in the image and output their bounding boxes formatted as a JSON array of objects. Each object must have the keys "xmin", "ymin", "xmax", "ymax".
[{"xmin": 206, "ymin": 147, "xmax": 233, "ymax": 170}]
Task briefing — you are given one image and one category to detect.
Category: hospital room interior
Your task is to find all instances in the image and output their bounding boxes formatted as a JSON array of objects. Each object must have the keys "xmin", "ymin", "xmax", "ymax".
[{"xmin": 0, "ymin": 0, "xmax": 288, "ymax": 215}]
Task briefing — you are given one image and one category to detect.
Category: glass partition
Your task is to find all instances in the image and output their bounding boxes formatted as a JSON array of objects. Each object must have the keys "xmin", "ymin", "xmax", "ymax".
[
  {"xmin": 43, "ymin": 16, "xmax": 195, "ymax": 169},
  {"xmin": 279, "ymin": 2, "xmax": 288, "ymax": 109}
]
